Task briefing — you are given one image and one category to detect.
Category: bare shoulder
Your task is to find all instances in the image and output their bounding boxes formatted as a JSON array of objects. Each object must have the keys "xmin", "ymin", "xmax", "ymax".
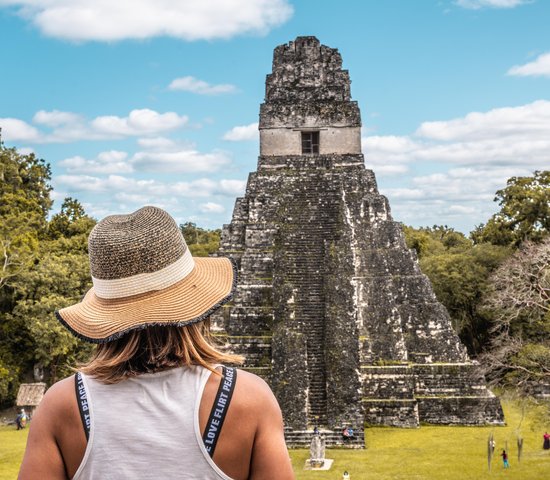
[
  {"xmin": 235, "ymin": 369, "xmax": 274, "ymax": 395},
  {"xmin": 32, "ymin": 374, "xmax": 82, "ymax": 438},
  {"xmin": 40, "ymin": 375, "xmax": 77, "ymax": 416},
  {"xmin": 37, "ymin": 375, "xmax": 75, "ymax": 416},
  {"xmin": 46, "ymin": 374, "xmax": 76, "ymax": 398},
  {"xmin": 234, "ymin": 369, "xmax": 281, "ymax": 412}
]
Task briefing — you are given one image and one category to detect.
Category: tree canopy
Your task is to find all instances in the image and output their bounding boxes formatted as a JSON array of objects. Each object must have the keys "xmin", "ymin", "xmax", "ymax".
[
  {"xmin": 180, "ymin": 222, "xmax": 221, "ymax": 257},
  {"xmin": 0, "ymin": 147, "xmax": 52, "ymax": 289},
  {"xmin": 404, "ymin": 225, "xmax": 510, "ymax": 354},
  {"xmin": 472, "ymin": 170, "xmax": 550, "ymax": 247},
  {"xmin": 0, "ymin": 146, "xmax": 95, "ymax": 405}
]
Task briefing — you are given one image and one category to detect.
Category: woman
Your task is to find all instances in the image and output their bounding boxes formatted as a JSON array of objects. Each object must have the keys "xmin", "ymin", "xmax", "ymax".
[{"xmin": 19, "ymin": 206, "xmax": 294, "ymax": 480}]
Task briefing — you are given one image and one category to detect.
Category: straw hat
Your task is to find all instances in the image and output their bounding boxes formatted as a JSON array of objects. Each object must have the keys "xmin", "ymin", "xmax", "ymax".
[{"xmin": 56, "ymin": 206, "xmax": 236, "ymax": 343}]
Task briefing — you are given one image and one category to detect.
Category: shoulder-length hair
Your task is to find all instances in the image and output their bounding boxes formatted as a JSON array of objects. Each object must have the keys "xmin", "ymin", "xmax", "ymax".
[{"xmin": 79, "ymin": 320, "xmax": 243, "ymax": 384}]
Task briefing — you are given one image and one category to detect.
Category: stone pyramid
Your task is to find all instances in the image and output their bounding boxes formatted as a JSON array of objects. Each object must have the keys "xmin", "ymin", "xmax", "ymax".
[{"xmin": 213, "ymin": 36, "xmax": 504, "ymax": 447}]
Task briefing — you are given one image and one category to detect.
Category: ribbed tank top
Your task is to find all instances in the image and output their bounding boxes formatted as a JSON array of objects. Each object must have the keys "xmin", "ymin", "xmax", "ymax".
[{"xmin": 73, "ymin": 365, "xmax": 233, "ymax": 480}]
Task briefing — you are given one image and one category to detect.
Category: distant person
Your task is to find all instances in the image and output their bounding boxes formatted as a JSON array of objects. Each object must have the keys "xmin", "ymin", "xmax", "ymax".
[
  {"xmin": 313, "ymin": 426, "xmax": 320, "ymax": 435},
  {"xmin": 501, "ymin": 449, "xmax": 510, "ymax": 468},
  {"xmin": 544, "ymin": 431, "xmax": 550, "ymax": 450},
  {"xmin": 18, "ymin": 206, "xmax": 294, "ymax": 479},
  {"xmin": 342, "ymin": 426, "xmax": 354, "ymax": 443},
  {"xmin": 343, "ymin": 471, "xmax": 350, "ymax": 480},
  {"xmin": 16, "ymin": 409, "xmax": 28, "ymax": 430}
]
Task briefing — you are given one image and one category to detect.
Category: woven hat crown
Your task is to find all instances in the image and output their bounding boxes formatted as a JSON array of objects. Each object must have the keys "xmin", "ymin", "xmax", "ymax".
[{"xmin": 89, "ymin": 206, "xmax": 187, "ymax": 281}]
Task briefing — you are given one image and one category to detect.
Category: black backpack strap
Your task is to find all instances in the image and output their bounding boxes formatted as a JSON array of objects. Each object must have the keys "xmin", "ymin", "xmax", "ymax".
[
  {"xmin": 202, "ymin": 366, "xmax": 237, "ymax": 457},
  {"xmin": 75, "ymin": 372, "xmax": 91, "ymax": 441}
]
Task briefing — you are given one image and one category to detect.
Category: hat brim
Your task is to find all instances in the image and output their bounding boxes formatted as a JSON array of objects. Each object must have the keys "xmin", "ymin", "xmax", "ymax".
[{"xmin": 56, "ymin": 257, "xmax": 236, "ymax": 343}]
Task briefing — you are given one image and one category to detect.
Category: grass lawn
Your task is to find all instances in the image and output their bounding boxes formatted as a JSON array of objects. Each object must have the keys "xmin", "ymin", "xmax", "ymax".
[
  {"xmin": 1, "ymin": 397, "xmax": 548, "ymax": 479},
  {"xmin": 290, "ymin": 397, "xmax": 550, "ymax": 480},
  {"xmin": 0, "ymin": 425, "xmax": 28, "ymax": 480}
]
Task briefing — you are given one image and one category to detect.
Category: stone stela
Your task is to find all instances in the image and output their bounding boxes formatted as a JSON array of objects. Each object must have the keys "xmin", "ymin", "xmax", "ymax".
[{"xmin": 213, "ymin": 36, "xmax": 504, "ymax": 448}]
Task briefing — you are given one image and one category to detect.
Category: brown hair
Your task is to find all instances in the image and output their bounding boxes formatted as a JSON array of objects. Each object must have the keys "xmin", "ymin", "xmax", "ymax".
[{"xmin": 79, "ymin": 320, "xmax": 243, "ymax": 384}]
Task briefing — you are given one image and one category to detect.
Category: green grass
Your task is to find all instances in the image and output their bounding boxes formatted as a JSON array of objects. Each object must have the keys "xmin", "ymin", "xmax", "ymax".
[
  {"xmin": 0, "ymin": 425, "xmax": 28, "ymax": 480},
  {"xmin": 1, "ymin": 398, "xmax": 548, "ymax": 480},
  {"xmin": 290, "ymin": 398, "xmax": 550, "ymax": 479}
]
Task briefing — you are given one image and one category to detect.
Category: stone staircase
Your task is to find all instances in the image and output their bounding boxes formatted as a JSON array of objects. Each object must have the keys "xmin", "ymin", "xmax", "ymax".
[
  {"xmin": 284, "ymin": 428, "xmax": 365, "ymax": 449},
  {"xmin": 276, "ymin": 183, "xmax": 341, "ymax": 427}
]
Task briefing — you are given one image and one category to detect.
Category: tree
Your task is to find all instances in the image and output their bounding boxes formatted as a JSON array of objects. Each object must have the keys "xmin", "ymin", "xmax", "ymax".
[
  {"xmin": 180, "ymin": 222, "xmax": 221, "ymax": 257},
  {"xmin": 404, "ymin": 225, "xmax": 471, "ymax": 259},
  {"xmin": 0, "ymin": 147, "xmax": 95, "ymax": 404},
  {"xmin": 0, "ymin": 146, "xmax": 52, "ymax": 288},
  {"xmin": 8, "ymin": 250, "xmax": 93, "ymax": 384},
  {"xmin": 479, "ymin": 238, "xmax": 550, "ymax": 394},
  {"xmin": 404, "ymin": 225, "xmax": 510, "ymax": 354},
  {"xmin": 0, "ymin": 146, "xmax": 53, "ymax": 404},
  {"xmin": 48, "ymin": 197, "xmax": 94, "ymax": 240},
  {"xmin": 472, "ymin": 170, "xmax": 550, "ymax": 247}
]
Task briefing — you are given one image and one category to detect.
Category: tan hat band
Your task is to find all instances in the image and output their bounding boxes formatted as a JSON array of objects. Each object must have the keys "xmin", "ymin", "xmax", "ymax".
[{"xmin": 92, "ymin": 249, "xmax": 195, "ymax": 299}]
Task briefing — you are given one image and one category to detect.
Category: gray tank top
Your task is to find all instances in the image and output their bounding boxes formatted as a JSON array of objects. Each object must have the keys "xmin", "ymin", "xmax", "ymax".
[{"xmin": 73, "ymin": 365, "xmax": 233, "ymax": 479}]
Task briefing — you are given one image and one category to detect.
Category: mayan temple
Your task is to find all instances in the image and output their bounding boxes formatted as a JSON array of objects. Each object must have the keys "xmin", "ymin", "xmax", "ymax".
[{"xmin": 213, "ymin": 36, "xmax": 504, "ymax": 447}]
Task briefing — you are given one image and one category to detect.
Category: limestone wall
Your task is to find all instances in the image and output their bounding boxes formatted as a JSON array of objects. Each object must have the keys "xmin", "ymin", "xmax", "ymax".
[{"xmin": 259, "ymin": 126, "xmax": 362, "ymax": 156}]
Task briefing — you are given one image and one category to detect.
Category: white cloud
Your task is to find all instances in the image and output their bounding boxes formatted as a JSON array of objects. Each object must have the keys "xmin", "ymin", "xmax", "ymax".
[
  {"xmin": 0, "ymin": 0, "xmax": 293, "ymax": 42},
  {"xmin": 199, "ymin": 202, "xmax": 225, "ymax": 214},
  {"xmin": 380, "ymin": 188, "xmax": 426, "ymax": 201},
  {"xmin": 455, "ymin": 0, "xmax": 531, "ymax": 9},
  {"xmin": 223, "ymin": 122, "xmax": 259, "ymax": 141},
  {"xmin": 59, "ymin": 150, "xmax": 132, "ymax": 174},
  {"xmin": 362, "ymin": 100, "xmax": 550, "ymax": 231},
  {"xmin": 1, "ymin": 109, "xmax": 189, "ymax": 143},
  {"xmin": 219, "ymin": 179, "xmax": 246, "ymax": 196},
  {"xmin": 54, "ymin": 174, "xmax": 155, "ymax": 194},
  {"xmin": 362, "ymin": 135, "xmax": 416, "ymax": 175},
  {"xmin": 91, "ymin": 109, "xmax": 188, "ymax": 136},
  {"xmin": 448, "ymin": 205, "xmax": 478, "ymax": 214},
  {"xmin": 33, "ymin": 109, "xmax": 82, "ymax": 127},
  {"xmin": 131, "ymin": 149, "xmax": 231, "ymax": 173},
  {"xmin": 168, "ymin": 76, "xmax": 237, "ymax": 95},
  {"xmin": 137, "ymin": 136, "xmax": 177, "ymax": 150},
  {"xmin": 55, "ymin": 137, "xmax": 232, "ymax": 176},
  {"xmin": 508, "ymin": 52, "xmax": 550, "ymax": 78},
  {"xmin": 415, "ymin": 100, "xmax": 550, "ymax": 142},
  {"xmin": 0, "ymin": 118, "xmax": 42, "ymax": 142},
  {"xmin": 17, "ymin": 147, "xmax": 35, "ymax": 155},
  {"xmin": 114, "ymin": 192, "xmax": 152, "ymax": 205},
  {"xmin": 54, "ymin": 175, "xmax": 244, "ymax": 202}
]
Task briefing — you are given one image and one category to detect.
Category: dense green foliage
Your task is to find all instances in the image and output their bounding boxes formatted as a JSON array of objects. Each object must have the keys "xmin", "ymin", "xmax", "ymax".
[
  {"xmin": 404, "ymin": 225, "xmax": 510, "ymax": 354},
  {"xmin": 180, "ymin": 221, "xmax": 221, "ymax": 257},
  {"xmin": 0, "ymin": 147, "xmax": 94, "ymax": 405},
  {"xmin": 0, "ymin": 147, "xmax": 52, "ymax": 289},
  {"xmin": 471, "ymin": 171, "xmax": 550, "ymax": 247}
]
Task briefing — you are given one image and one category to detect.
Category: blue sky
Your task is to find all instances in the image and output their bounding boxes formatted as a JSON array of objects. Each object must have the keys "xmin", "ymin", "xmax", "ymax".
[{"xmin": 1, "ymin": 0, "xmax": 549, "ymax": 233}]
